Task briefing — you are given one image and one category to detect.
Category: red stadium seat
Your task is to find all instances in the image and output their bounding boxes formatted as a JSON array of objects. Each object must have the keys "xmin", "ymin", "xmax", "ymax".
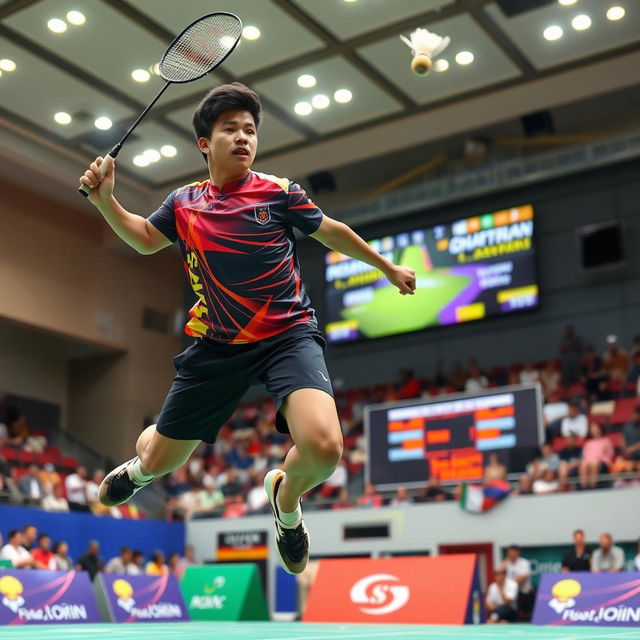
[
  {"xmin": 606, "ymin": 431, "xmax": 624, "ymax": 451},
  {"xmin": 0, "ymin": 447, "xmax": 18, "ymax": 462},
  {"xmin": 611, "ymin": 398, "xmax": 638, "ymax": 425}
]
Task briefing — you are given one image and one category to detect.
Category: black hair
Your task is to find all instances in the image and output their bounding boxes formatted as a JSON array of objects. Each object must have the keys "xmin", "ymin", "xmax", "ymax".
[
  {"xmin": 8, "ymin": 529, "xmax": 20, "ymax": 540},
  {"xmin": 38, "ymin": 533, "xmax": 50, "ymax": 542},
  {"xmin": 192, "ymin": 82, "xmax": 262, "ymax": 162}
]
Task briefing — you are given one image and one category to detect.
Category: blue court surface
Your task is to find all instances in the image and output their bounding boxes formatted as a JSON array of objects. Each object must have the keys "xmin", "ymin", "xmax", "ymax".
[{"xmin": 0, "ymin": 622, "xmax": 637, "ymax": 640}]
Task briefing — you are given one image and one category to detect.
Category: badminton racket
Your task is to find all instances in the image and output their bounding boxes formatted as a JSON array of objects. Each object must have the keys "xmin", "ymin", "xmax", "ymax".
[{"xmin": 79, "ymin": 11, "xmax": 242, "ymax": 197}]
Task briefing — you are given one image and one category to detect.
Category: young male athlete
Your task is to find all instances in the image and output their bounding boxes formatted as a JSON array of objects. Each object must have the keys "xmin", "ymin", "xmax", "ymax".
[{"xmin": 79, "ymin": 83, "xmax": 416, "ymax": 574}]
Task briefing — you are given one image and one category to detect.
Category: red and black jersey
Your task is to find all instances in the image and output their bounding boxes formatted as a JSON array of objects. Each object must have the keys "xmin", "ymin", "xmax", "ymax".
[{"xmin": 148, "ymin": 171, "xmax": 323, "ymax": 344}]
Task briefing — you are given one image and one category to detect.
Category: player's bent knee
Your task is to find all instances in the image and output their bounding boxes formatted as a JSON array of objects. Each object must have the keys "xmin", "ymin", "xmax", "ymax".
[{"xmin": 313, "ymin": 436, "xmax": 343, "ymax": 469}]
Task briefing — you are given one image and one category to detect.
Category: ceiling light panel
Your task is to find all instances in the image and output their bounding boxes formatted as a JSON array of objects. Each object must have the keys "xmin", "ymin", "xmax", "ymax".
[
  {"xmin": 254, "ymin": 57, "xmax": 403, "ymax": 135},
  {"xmin": 359, "ymin": 14, "xmax": 520, "ymax": 106},
  {"xmin": 133, "ymin": 0, "xmax": 324, "ymax": 76},
  {"xmin": 290, "ymin": 0, "xmax": 454, "ymax": 40},
  {"xmin": 485, "ymin": 0, "xmax": 640, "ymax": 70},
  {"xmin": 4, "ymin": 0, "xmax": 199, "ymax": 103},
  {"xmin": 0, "ymin": 36, "xmax": 133, "ymax": 139}
]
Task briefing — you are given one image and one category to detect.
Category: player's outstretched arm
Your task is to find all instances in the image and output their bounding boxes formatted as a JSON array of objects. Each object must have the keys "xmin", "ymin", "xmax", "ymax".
[
  {"xmin": 311, "ymin": 215, "xmax": 416, "ymax": 295},
  {"xmin": 78, "ymin": 156, "xmax": 172, "ymax": 255}
]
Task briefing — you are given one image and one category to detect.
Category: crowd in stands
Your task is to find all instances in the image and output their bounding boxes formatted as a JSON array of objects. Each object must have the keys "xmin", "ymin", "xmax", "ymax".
[
  {"xmin": 0, "ymin": 522, "xmax": 196, "ymax": 581},
  {"xmin": 1, "ymin": 326, "xmax": 639, "ymax": 521}
]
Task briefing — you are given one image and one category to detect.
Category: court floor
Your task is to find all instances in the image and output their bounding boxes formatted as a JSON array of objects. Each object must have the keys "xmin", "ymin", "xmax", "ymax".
[{"xmin": 0, "ymin": 622, "xmax": 638, "ymax": 640}]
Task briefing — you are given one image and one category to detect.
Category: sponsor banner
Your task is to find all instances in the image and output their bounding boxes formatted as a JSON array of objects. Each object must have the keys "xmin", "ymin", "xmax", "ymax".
[
  {"xmin": 216, "ymin": 530, "xmax": 268, "ymax": 561},
  {"xmin": 303, "ymin": 555, "xmax": 482, "ymax": 625},
  {"xmin": 181, "ymin": 564, "xmax": 268, "ymax": 621},
  {"xmin": 533, "ymin": 572, "xmax": 640, "ymax": 627},
  {"xmin": 0, "ymin": 569, "xmax": 100, "ymax": 625},
  {"xmin": 95, "ymin": 573, "xmax": 189, "ymax": 623}
]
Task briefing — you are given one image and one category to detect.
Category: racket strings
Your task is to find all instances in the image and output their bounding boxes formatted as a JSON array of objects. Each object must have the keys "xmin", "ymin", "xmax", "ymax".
[{"xmin": 161, "ymin": 14, "xmax": 242, "ymax": 83}]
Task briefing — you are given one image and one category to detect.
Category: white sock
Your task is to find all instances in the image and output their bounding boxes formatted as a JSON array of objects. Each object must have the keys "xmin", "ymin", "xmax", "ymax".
[
  {"xmin": 129, "ymin": 458, "xmax": 155, "ymax": 485},
  {"xmin": 276, "ymin": 491, "xmax": 302, "ymax": 528}
]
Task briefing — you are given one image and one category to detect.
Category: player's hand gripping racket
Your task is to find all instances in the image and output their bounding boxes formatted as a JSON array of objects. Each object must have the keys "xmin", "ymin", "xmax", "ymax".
[{"xmin": 79, "ymin": 12, "xmax": 242, "ymax": 197}]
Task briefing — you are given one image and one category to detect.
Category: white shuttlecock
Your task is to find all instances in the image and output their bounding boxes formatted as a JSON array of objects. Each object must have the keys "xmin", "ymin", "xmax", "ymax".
[{"xmin": 400, "ymin": 28, "xmax": 451, "ymax": 76}]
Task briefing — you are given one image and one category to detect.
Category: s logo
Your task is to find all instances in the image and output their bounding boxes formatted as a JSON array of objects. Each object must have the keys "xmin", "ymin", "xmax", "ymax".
[
  {"xmin": 254, "ymin": 206, "xmax": 271, "ymax": 225},
  {"xmin": 350, "ymin": 574, "xmax": 410, "ymax": 616}
]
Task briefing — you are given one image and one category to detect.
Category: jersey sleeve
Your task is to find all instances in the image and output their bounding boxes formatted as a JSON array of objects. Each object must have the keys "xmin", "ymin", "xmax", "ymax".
[
  {"xmin": 147, "ymin": 189, "xmax": 178, "ymax": 243},
  {"xmin": 284, "ymin": 181, "xmax": 324, "ymax": 235}
]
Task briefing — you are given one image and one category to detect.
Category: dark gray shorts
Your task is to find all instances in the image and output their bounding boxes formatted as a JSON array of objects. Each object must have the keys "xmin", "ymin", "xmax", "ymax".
[{"xmin": 155, "ymin": 323, "xmax": 333, "ymax": 442}]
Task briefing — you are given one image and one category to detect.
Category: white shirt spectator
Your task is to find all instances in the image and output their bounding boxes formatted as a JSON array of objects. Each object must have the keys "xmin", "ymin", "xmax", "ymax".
[
  {"xmin": 486, "ymin": 577, "xmax": 518, "ymax": 609},
  {"xmin": 85, "ymin": 480, "xmax": 100, "ymax": 504},
  {"xmin": 465, "ymin": 376, "xmax": 488, "ymax": 393},
  {"xmin": 504, "ymin": 557, "xmax": 532, "ymax": 593},
  {"xmin": 42, "ymin": 494, "xmax": 69, "ymax": 512},
  {"xmin": 533, "ymin": 477, "xmax": 559, "ymax": 495},
  {"xmin": 561, "ymin": 414, "xmax": 588, "ymax": 438},
  {"xmin": 591, "ymin": 546, "xmax": 625, "ymax": 572},
  {"xmin": 105, "ymin": 557, "xmax": 128, "ymax": 573},
  {"xmin": 246, "ymin": 485, "xmax": 269, "ymax": 512},
  {"xmin": 0, "ymin": 543, "xmax": 32, "ymax": 567},
  {"xmin": 543, "ymin": 401, "xmax": 569, "ymax": 424},
  {"xmin": 65, "ymin": 473, "xmax": 87, "ymax": 504},
  {"xmin": 519, "ymin": 369, "xmax": 540, "ymax": 385},
  {"xmin": 126, "ymin": 562, "xmax": 143, "ymax": 576},
  {"xmin": 324, "ymin": 464, "xmax": 348, "ymax": 489}
]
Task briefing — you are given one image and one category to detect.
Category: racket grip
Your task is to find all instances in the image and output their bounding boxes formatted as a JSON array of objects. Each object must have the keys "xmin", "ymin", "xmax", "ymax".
[{"xmin": 78, "ymin": 153, "xmax": 114, "ymax": 197}]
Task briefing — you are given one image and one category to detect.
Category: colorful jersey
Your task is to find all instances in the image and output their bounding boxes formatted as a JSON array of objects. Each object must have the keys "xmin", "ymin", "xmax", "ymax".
[{"xmin": 148, "ymin": 171, "xmax": 323, "ymax": 344}]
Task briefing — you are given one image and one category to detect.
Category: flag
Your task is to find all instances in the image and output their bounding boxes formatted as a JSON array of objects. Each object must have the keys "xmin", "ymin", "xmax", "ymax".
[{"xmin": 459, "ymin": 480, "xmax": 511, "ymax": 513}]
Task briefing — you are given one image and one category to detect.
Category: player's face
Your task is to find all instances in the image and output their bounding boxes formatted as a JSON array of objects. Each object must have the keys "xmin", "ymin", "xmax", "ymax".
[{"xmin": 202, "ymin": 109, "xmax": 257, "ymax": 173}]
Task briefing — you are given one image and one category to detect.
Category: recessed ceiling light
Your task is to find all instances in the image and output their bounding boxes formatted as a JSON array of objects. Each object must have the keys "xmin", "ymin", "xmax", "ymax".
[
  {"xmin": 433, "ymin": 59, "xmax": 449, "ymax": 72},
  {"xmin": 133, "ymin": 155, "xmax": 149, "ymax": 168},
  {"xmin": 606, "ymin": 6, "xmax": 625, "ymax": 21},
  {"xmin": 543, "ymin": 25, "xmax": 564, "ymax": 40},
  {"xmin": 344, "ymin": 0, "xmax": 358, "ymax": 3},
  {"xmin": 242, "ymin": 26, "xmax": 260, "ymax": 40},
  {"xmin": 66, "ymin": 10, "xmax": 86, "ymax": 26},
  {"xmin": 47, "ymin": 18, "xmax": 67, "ymax": 33},
  {"xmin": 131, "ymin": 69, "xmax": 150, "ymax": 83},
  {"xmin": 455, "ymin": 51, "xmax": 474, "ymax": 65},
  {"xmin": 94, "ymin": 116, "xmax": 112, "ymax": 130},
  {"xmin": 333, "ymin": 89, "xmax": 353, "ymax": 104},
  {"xmin": 0, "ymin": 59, "xmax": 16, "ymax": 72},
  {"xmin": 571, "ymin": 14, "xmax": 592, "ymax": 30},
  {"xmin": 54, "ymin": 111, "xmax": 72, "ymax": 125},
  {"xmin": 558, "ymin": 0, "xmax": 577, "ymax": 5},
  {"xmin": 311, "ymin": 94, "xmax": 330, "ymax": 109},
  {"xmin": 297, "ymin": 74, "xmax": 316, "ymax": 88},
  {"xmin": 294, "ymin": 101, "xmax": 313, "ymax": 116},
  {"xmin": 160, "ymin": 145, "xmax": 177, "ymax": 158},
  {"xmin": 143, "ymin": 149, "xmax": 161, "ymax": 163}
]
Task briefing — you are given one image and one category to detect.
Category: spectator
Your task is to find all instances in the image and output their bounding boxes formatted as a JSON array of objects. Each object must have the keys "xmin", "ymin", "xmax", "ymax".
[
  {"xmin": 105, "ymin": 547, "xmax": 133, "ymax": 574},
  {"xmin": 486, "ymin": 567, "xmax": 518, "ymax": 623},
  {"xmin": 31, "ymin": 534, "xmax": 56, "ymax": 570},
  {"xmin": 634, "ymin": 538, "xmax": 640, "ymax": 571},
  {"xmin": 398, "ymin": 368, "xmax": 421, "ymax": 399},
  {"xmin": 18, "ymin": 465, "xmax": 44, "ymax": 503},
  {"xmin": 246, "ymin": 472, "xmax": 269, "ymax": 515},
  {"xmin": 224, "ymin": 442, "xmax": 254, "ymax": 476},
  {"xmin": 540, "ymin": 360, "xmax": 562, "ymax": 397},
  {"xmin": 128, "ymin": 550, "xmax": 144, "ymax": 575},
  {"xmin": 65, "ymin": 466, "xmax": 89, "ymax": 511},
  {"xmin": 390, "ymin": 486, "xmax": 411, "ymax": 507},
  {"xmin": 515, "ymin": 474, "xmax": 533, "ymax": 496},
  {"xmin": 168, "ymin": 552, "xmax": 182, "ymax": 577},
  {"xmin": 197, "ymin": 475, "xmax": 225, "ymax": 516},
  {"xmin": 0, "ymin": 530, "xmax": 35, "ymax": 568},
  {"xmin": 561, "ymin": 529, "xmax": 592, "ymax": 572},
  {"xmin": 21, "ymin": 524, "xmax": 37, "ymax": 552},
  {"xmin": 558, "ymin": 434, "xmax": 583, "ymax": 489},
  {"xmin": 465, "ymin": 364, "xmax": 488, "ymax": 393},
  {"xmin": 581, "ymin": 346, "xmax": 607, "ymax": 401},
  {"xmin": 579, "ymin": 422, "xmax": 614, "ymax": 489},
  {"xmin": 174, "ymin": 483, "xmax": 204, "ymax": 521},
  {"xmin": 53, "ymin": 541, "xmax": 72, "ymax": 571},
  {"xmin": 319, "ymin": 460, "xmax": 348, "ymax": 499},
  {"xmin": 39, "ymin": 463, "xmax": 61, "ymax": 496},
  {"xmin": 5, "ymin": 408, "xmax": 29, "ymax": 448},
  {"xmin": 527, "ymin": 443, "xmax": 560, "ymax": 479},
  {"xmin": 484, "ymin": 452, "xmax": 507, "ymax": 482},
  {"xmin": 332, "ymin": 488, "xmax": 352, "ymax": 510},
  {"xmin": 533, "ymin": 468, "xmax": 559, "ymax": 495},
  {"xmin": 543, "ymin": 391, "xmax": 570, "ymax": 443},
  {"xmin": 414, "ymin": 476, "xmax": 448, "ymax": 503},
  {"xmin": 591, "ymin": 533, "xmax": 624, "ymax": 573},
  {"xmin": 519, "ymin": 362, "xmax": 540, "ymax": 385},
  {"xmin": 603, "ymin": 337, "xmax": 629, "ymax": 381},
  {"xmin": 559, "ymin": 325, "xmax": 584, "ymax": 385},
  {"xmin": 86, "ymin": 469, "xmax": 106, "ymax": 514},
  {"xmin": 42, "ymin": 484, "xmax": 70, "ymax": 512},
  {"xmin": 501, "ymin": 545, "xmax": 533, "ymax": 599},
  {"xmin": 174, "ymin": 545, "xmax": 197, "ymax": 579},
  {"xmin": 222, "ymin": 496, "xmax": 247, "ymax": 518},
  {"xmin": 146, "ymin": 551, "xmax": 169, "ymax": 575},
  {"xmin": 622, "ymin": 406, "xmax": 640, "ymax": 462},
  {"xmin": 561, "ymin": 403, "xmax": 588, "ymax": 439},
  {"xmin": 76, "ymin": 540, "xmax": 104, "ymax": 580},
  {"xmin": 448, "ymin": 362, "xmax": 467, "ymax": 391},
  {"xmin": 357, "ymin": 482, "xmax": 382, "ymax": 508},
  {"xmin": 220, "ymin": 467, "xmax": 244, "ymax": 500}
]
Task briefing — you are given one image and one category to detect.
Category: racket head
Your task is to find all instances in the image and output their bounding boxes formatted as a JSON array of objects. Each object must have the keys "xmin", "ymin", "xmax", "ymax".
[{"xmin": 159, "ymin": 12, "xmax": 242, "ymax": 84}]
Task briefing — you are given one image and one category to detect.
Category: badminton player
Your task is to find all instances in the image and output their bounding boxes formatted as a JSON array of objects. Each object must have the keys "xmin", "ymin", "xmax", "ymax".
[{"xmin": 78, "ymin": 83, "xmax": 416, "ymax": 574}]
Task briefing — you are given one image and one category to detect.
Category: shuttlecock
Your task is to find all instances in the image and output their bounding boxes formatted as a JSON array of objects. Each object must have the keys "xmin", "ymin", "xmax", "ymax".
[{"xmin": 400, "ymin": 28, "xmax": 451, "ymax": 76}]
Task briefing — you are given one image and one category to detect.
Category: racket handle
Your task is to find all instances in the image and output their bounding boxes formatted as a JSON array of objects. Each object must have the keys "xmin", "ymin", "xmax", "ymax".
[{"xmin": 78, "ymin": 152, "xmax": 115, "ymax": 197}]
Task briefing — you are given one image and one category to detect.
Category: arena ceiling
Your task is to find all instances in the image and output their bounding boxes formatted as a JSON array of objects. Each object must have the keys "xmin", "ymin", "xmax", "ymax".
[{"xmin": 0, "ymin": 0, "xmax": 638, "ymax": 209}]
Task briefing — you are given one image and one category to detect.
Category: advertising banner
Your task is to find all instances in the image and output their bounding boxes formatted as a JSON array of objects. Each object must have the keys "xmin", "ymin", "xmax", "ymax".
[
  {"xmin": 533, "ymin": 572, "xmax": 640, "ymax": 627},
  {"xmin": 303, "ymin": 555, "xmax": 483, "ymax": 625},
  {"xmin": 95, "ymin": 573, "xmax": 189, "ymax": 623},
  {"xmin": 181, "ymin": 564, "xmax": 268, "ymax": 621},
  {"xmin": 0, "ymin": 569, "xmax": 100, "ymax": 625},
  {"xmin": 216, "ymin": 530, "xmax": 268, "ymax": 561}
]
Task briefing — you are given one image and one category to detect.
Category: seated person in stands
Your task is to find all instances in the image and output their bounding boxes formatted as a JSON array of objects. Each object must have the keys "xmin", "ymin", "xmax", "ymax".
[
  {"xmin": 390, "ymin": 486, "xmax": 412, "ymax": 507},
  {"xmin": 483, "ymin": 452, "xmax": 507, "ymax": 482},
  {"xmin": 581, "ymin": 346, "xmax": 607, "ymax": 402},
  {"xmin": 560, "ymin": 403, "xmax": 588, "ymax": 439},
  {"xmin": 527, "ymin": 443, "xmax": 560, "ymax": 480},
  {"xmin": 414, "ymin": 475, "xmax": 448, "ymax": 503},
  {"xmin": 31, "ymin": 533, "xmax": 56, "ymax": 570},
  {"xmin": 540, "ymin": 360, "xmax": 562, "ymax": 397},
  {"xmin": 579, "ymin": 422, "xmax": 614, "ymax": 489},
  {"xmin": 18, "ymin": 464, "xmax": 45, "ymax": 503},
  {"xmin": 543, "ymin": 391, "xmax": 570, "ymax": 443},
  {"xmin": 486, "ymin": 567, "xmax": 518, "ymax": 623},
  {"xmin": 591, "ymin": 533, "xmax": 624, "ymax": 573},
  {"xmin": 332, "ymin": 488, "xmax": 352, "ymax": 510},
  {"xmin": 622, "ymin": 406, "xmax": 640, "ymax": 462},
  {"xmin": 561, "ymin": 529, "xmax": 591, "ymax": 572},
  {"xmin": 105, "ymin": 547, "xmax": 133, "ymax": 574},
  {"xmin": 53, "ymin": 541, "xmax": 73, "ymax": 572},
  {"xmin": 357, "ymin": 482, "xmax": 382, "ymax": 508},
  {"xmin": 603, "ymin": 337, "xmax": 629, "ymax": 382},
  {"xmin": 4, "ymin": 407, "xmax": 29, "ymax": 448},
  {"xmin": 519, "ymin": 361, "xmax": 540, "ymax": 385},
  {"xmin": 76, "ymin": 540, "xmax": 104, "ymax": 580},
  {"xmin": 398, "ymin": 368, "xmax": 421, "ymax": 399},
  {"xmin": 42, "ymin": 484, "xmax": 70, "ymax": 512},
  {"xmin": 146, "ymin": 550, "xmax": 169, "ymax": 575},
  {"xmin": 0, "ymin": 530, "xmax": 35, "ymax": 568},
  {"xmin": 558, "ymin": 434, "xmax": 583, "ymax": 490},
  {"xmin": 532, "ymin": 468, "xmax": 559, "ymax": 495},
  {"xmin": 465, "ymin": 363, "xmax": 488, "ymax": 393},
  {"xmin": 514, "ymin": 474, "xmax": 533, "ymax": 496}
]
